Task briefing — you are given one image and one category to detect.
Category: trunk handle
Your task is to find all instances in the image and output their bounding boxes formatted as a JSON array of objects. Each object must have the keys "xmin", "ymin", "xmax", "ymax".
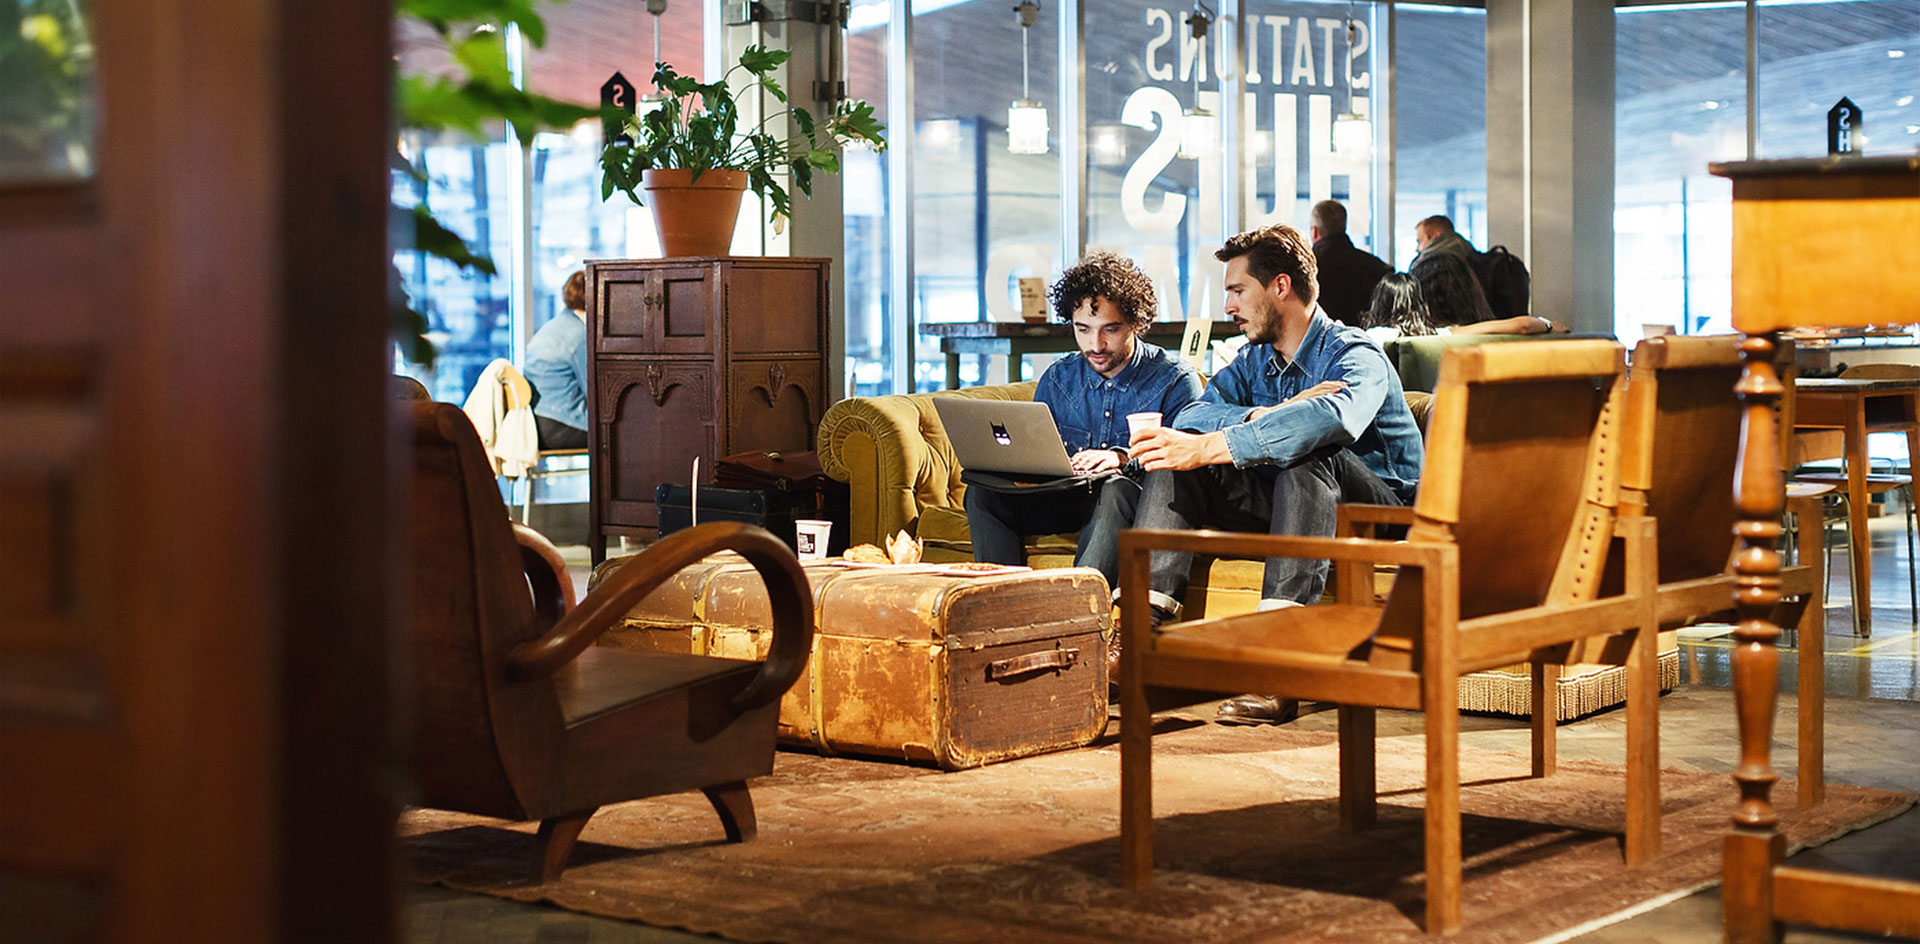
[{"xmin": 986, "ymin": 648, "xmax": 1079, "ymax": 680}]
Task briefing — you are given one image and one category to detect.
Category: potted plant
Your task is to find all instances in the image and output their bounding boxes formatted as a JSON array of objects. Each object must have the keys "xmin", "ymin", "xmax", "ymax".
[{"xmin": 599, "ymin": 45, "xmax": 886, "ymax": 257}]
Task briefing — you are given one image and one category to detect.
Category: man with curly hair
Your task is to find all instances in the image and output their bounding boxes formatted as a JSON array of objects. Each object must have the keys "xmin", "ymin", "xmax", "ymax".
[
  {"xmin": 1129, "ymin": 225, "xmax": 1424, "ymax": 725},
  {"xmin": 963, "ymin": 252, "xmax": 1202, "ymax": 615}
]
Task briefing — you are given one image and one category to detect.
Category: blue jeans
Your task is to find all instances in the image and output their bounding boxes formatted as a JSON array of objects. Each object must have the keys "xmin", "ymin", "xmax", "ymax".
[
  {"xmin": 1135, "ymin": 449, "xmax": 1401, "ymax": 615},
  {"xmin": 963, "ymin": 474, "xmax": 1143, "ymax": 587}
]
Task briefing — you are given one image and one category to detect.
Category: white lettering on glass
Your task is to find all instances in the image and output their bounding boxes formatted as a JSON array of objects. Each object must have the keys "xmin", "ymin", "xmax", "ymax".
[
  {"xmin": 1144, "ymin": 8, "xmax": 1174, "ymax": 81},
  {"xmin": 983, "ymin": 244, "xmax": 1056, "ymax": 322},
  {"xmin": 1120, "ymin": 87, "xmax": 1186, "ymax": 235}
]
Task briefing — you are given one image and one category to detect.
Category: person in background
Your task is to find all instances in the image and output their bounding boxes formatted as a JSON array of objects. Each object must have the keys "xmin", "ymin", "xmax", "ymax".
[
  {"xmin": 1368, "ymin": 270, "xmax": 1561, "ymax": 344},
  {"xmin": 1128, "ymin": 225, "xmax": 1425, "ymax": 725},
  {"xmin": 1412, "ymin": 213, "xmax": 1477, "ymax": 261},
  {"xmin": 964, "ymin": 253, "xmax": 1203, "ymax": 595},
  {"xmin": 1309, "ymin": 199, "xmax": 1391, "ymax": 328},
  {"xmin": 524, "ymin": 270, "xmax": 591, "ymax": 449},
  {"xmin": 1408, "ymin": 252, "xmax": 1496, "ymax": 328}
]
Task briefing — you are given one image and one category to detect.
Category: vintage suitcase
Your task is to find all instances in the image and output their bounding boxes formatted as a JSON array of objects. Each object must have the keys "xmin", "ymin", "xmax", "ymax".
[{"xmin": 596, "ymin": 555, "xmax": 1109, "ymax": 769}]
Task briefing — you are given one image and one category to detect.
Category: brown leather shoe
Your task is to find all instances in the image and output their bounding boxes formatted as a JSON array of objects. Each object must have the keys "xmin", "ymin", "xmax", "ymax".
[{"xmin": 1215, "ymin": 694, "xmax": 1299, "ymax": 725}]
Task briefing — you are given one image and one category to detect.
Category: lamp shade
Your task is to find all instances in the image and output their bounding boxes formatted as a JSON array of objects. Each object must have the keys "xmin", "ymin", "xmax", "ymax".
[
  {"xmin": 1178, "ymin": 107, "xmax": 1217, "ymax": 159},
  {"xmin": 1008, "ymin": 100, "xmax": 1050, "ymax": 155}
]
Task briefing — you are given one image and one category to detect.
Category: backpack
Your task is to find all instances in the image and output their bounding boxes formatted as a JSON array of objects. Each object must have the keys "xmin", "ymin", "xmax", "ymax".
[{"xmin": 1474, "ymin": 245, "xmax": 1532, "ymax": 319}]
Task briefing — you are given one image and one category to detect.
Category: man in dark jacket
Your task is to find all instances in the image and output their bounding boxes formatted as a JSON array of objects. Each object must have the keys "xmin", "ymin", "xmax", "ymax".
[{"xmin": 1309, "ymin": 200, "xmax": 1391, "ymax": 327}]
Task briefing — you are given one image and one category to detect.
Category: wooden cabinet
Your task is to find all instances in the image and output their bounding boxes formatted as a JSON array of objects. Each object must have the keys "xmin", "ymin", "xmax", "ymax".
[{"xmin": 586, "ymin": 257, "xmax": 829, "ymax": 562}]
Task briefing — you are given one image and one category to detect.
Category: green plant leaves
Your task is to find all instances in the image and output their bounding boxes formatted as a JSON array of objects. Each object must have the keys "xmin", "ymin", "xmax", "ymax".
[{"xmin": 598, "ymin": 43, "xmax": 888, "ymax": 230}]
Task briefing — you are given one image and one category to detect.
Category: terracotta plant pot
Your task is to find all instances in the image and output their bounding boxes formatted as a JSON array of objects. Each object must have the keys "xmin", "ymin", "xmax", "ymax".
[{"xmin": 641, "ymin": 168, "xmax": 748, "ymax": 257}]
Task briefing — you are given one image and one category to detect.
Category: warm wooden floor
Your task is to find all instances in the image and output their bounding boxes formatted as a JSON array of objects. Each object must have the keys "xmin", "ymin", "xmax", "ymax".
[{"xmin": 408, "ymin": 515, "xmax": 1920, "ymax": 944}]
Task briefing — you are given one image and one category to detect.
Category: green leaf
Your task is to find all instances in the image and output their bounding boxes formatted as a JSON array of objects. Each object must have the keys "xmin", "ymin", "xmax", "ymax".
[
  {"xmin": 738, "ymin": 45, "xmax": 790, "ymax": 74},
  {"xmin": 403, "ymin": 205, "xmax": 498, "ymax": 275},
  {"xmin": 449, "ymin": 31, "xmax": 512, "ymax": 88}
]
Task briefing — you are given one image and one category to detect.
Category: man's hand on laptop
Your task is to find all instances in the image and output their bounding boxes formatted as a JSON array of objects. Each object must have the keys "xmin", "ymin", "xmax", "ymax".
[
  {"xmin": 1069, "ymin": 449, "xmax": 1123, "ymax": 474},
  {"xmin": 1130, "ymin": 427, "xmax": 1231, "ymax": 471}
]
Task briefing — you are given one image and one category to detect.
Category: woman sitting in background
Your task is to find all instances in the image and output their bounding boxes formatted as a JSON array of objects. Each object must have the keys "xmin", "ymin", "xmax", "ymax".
[{"xmin": 1374, "ymin": 261, "xmax": 1563, "ymax": 342}]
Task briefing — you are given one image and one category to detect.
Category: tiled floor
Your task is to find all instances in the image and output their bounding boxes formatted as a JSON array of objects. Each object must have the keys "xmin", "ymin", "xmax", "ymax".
[{"xmin": 409, "ymin": 516, "xmax": 1920, "ymax": 943}]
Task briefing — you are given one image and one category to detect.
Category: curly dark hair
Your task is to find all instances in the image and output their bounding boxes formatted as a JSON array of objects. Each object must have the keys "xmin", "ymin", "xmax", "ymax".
[
  {"xmin": 1215, "ymin": 224, "xmax": 1318, "ymax": 306},
  {"xmin": 1049, "ymin": 251, "xmax": 1159, "ymax": 331}
]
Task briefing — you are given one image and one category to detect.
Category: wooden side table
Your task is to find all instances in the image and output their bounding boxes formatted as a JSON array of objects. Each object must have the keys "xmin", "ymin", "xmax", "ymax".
[
  {"xmin": 919, "ymin": 320, "xmax": 1236, "ymax": 389},
  {"xmin": 1713, "ymin": 154, "xmax": 1920, "ymax": 943}
]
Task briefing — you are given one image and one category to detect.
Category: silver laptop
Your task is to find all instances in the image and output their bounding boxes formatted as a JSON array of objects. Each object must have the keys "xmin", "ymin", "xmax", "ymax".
[{"xmin": 931, "ymin": 398, "xmax": 1086, "ymax": 479}]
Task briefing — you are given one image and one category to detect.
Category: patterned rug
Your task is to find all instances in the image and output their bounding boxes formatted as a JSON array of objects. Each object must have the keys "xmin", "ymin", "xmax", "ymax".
[{"xmin": 399, "ymin": 716, "xmax": 1913, "ymax": 944}]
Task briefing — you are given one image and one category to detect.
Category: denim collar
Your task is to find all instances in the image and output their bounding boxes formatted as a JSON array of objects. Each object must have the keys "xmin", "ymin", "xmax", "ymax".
[
  {"xmin": 1075, "ymin": 340, "xmax": 1148, "ymax": 391},
  {"xmin": 1262, "ymin": 308, "xmax": 1332, "ymax": 378}
]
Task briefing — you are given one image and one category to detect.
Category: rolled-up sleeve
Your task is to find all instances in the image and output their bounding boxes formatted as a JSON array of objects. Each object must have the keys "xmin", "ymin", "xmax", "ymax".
[{"xmin": 1219, "ymin": 342, "xmax": 1390, "ymax": 467}]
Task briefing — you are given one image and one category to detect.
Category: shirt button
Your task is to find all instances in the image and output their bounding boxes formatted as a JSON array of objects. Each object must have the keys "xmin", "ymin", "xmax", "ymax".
[
  {"xmin": 1106, "ymin": 382, "xmax": 1113, "ymax": 388},
  {"xmin": 1105, "ymin": 410, "xmax": 1112, "ymax": 417}
]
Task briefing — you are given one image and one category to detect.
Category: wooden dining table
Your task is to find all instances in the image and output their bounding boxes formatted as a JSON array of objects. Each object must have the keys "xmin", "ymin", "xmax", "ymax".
[{"xmin": 1792, "ymin": 376, "xmax": 1920, "ymax": 635}]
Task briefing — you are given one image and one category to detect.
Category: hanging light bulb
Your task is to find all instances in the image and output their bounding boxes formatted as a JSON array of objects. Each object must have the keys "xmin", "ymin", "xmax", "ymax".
[
  {"xmin": 642, "ymin": 0, "xmax": 671, "ymax": 111},
  {"xmin": 1008, "ymin": 1, "xmax": 1049, "ymax": 155},
  {"xmin": 1177, "ymin": 8, "xmax": 1218, "ymax": 159}
]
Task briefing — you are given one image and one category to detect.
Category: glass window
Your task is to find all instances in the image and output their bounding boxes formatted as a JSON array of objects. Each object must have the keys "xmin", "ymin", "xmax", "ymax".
[
  {"xmin": 393, "ymin": 2, "xmax": 706, "ymax": 403},
  {"xmin": 845, "ymin": 0, "xmax": 893, "ymax": 396},
  {"xmin": 1614, "ymin": 2, "xmax": 1748, "ymax": 338},
  {"xmin": 1757, "ymin": 0, "xmax": 1919, "ymax": 159},
  {"xmin": 1086, "ymin": 2, "xmax": 1381, "ymax": 339},
  {"xmin": 1392, "ymin": 4, "xmax": 1486, "ymax": 271},
  {"xmin": 912, "ymin": 0, "xmax": 1063, "ymax": 390}
]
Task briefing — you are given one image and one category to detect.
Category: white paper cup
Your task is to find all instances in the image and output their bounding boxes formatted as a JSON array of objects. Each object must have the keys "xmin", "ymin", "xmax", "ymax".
[
  {"xmin": 1126, "ymin": 412, "xmax": 1163, "ymax": 439},
  {"xmin": 795, "ymin": 519, "xmax": 833, "ymax": 560}
]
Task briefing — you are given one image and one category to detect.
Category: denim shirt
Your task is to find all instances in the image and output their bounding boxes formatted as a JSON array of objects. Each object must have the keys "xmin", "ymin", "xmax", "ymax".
[
  {"xmin": 1035, "ymin": 340, "xmax": 1204, "ymax": 455},
  {"xmin": 1171, "ymin": 310, "xmax": 1424, "ymax": 502},
  {"xmin": 524, "ymin": 310, "xmax": 589, "ymax": 430}
]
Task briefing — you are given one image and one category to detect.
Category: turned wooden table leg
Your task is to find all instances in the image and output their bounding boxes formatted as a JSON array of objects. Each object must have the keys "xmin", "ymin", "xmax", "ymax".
[{"xmin": 1726, "ymin": 332, "xmax": 1788, "ymax": 944}]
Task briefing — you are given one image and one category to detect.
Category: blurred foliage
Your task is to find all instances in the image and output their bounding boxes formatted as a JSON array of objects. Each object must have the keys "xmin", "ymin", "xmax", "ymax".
[
  {"xmin": 0, "ymin": 0, "xmax": 95, "ymax": 180},
  {"xmin": 391, "ymin": 0, "xmax": 601, "ymax": 366}
]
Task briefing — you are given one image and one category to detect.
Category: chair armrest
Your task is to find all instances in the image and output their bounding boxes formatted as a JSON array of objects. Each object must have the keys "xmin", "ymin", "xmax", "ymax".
[
  {"xmin": 506, "ymin": 522, "xmax": 815, "ymax": 713},
  {"xmin": 1336, "ymin": 503, "xmax": 1417, "ymax": 537},
  {"xmin": 1118, "ymin": 527, "xmax": 1453, "ymax": 570},
  {"xmin": 512, "ymin": 522, "xmax": 575, "ymax": 627}
]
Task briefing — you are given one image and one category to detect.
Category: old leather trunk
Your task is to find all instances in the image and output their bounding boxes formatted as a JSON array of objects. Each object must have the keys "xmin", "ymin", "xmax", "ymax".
[{"xmin": 597, "ymin": 556, "xmax": 1109, "ymax": 769}]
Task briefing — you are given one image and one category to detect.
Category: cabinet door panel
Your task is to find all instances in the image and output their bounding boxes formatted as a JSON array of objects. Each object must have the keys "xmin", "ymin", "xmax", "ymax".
[
  {"xmin": 727, "ymin": 359, "xmax": 822, "ymax": 456},
  {"xmin": 724, "ymin": 263, "xmax": 825, "ymax": 354},
  {"xmin": 596, "ymin": 361, "xmax": 714, "ymax": 530},
  {"xmin": 595, "ymin": 269, "xmax": 653, "ymax": 354},
  {"xmin": 657, "ymin": 267, "xmax": 714, "ymax": 352}
]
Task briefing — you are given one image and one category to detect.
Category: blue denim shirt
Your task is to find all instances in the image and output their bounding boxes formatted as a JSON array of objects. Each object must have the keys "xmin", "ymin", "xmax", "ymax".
[
  {"xmin": 1171, "ymin": 310, "xmax": 1424, "ymax": 502},
  {"xmin": 524, "ymin": 310, "xmax": 589, "ymax": 430},
  {"xmin": 1035, "ymin": 340, "xmax": 1203, "ymax": 455}
]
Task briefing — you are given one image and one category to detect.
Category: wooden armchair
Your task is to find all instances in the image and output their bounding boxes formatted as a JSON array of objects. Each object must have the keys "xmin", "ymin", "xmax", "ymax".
[
  {"xmin": 1615, "ymin": 335, "xmax": 1828, "ymax": 806},
  {"xmin": 1117, "ymin": 340, "xmax": 1659, "ymax": 935},
  {"xmin": 406, "ymin": 401, "xmax": 813, "ymax": 883}
]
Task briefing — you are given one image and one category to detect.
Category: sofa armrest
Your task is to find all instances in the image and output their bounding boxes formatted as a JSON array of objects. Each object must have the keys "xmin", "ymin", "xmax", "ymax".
[
  {"xmin": 818, "ymin": 395, "xmax": 933, "ymax": 548},
  {"xmin": 818, "ymin": 381, "xmax": 1039, "ymax": 548}
]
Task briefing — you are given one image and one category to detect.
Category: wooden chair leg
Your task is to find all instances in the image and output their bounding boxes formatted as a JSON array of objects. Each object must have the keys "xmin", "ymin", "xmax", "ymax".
[
  {"xmin": 531, "ymin": 806, "xmax": 598, "ymax": 884},
  {"xmin": 1625, "ymin": 623, "xmax": 1661, "ymax": 866},
  {"xmin": 1530, "ymin": 662, "xmax": 1558, "ymax": 778},
  {"xmin": 1337, "ymin": 704, "xmax": 1376, "ymax": 830},
  {"xmin": 1795, "ymin": 565, "xmax": 1827, "ymax": 810},
  {"xmin": 701, "ymin": 781, "xmax": 757, "ymax": 842},
  {"xmin": 1424, "ymin": 692, "xmax": 1463, "ymax": 935}
]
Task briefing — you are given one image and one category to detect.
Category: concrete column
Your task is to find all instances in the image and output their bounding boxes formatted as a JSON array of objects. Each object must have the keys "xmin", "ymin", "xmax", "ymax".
[
  {"xmin": 1485, "ymin": 0, "xmax": 1614, "ymax": 332},
  {"xmin": 722, "ymin": 3, "xmax": 849, "ymax": 402}
]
